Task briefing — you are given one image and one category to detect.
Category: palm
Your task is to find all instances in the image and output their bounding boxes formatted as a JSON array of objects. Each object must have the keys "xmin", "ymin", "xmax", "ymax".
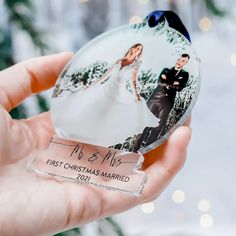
[{"xmin": 0, "ymin": 53, "xmax": 191, "ymax": 236}]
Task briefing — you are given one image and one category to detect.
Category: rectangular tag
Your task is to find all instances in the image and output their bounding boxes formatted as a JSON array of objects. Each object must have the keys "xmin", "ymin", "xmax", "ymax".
[{"xmin": 28, "ymin": 136, "xmax": 147, "ymax": 195}]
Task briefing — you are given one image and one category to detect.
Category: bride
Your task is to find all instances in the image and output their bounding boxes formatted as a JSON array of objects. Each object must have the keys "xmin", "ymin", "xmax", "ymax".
[{"xmin": 51, "ymin": 43, "xmax": 160, "ymax": 147}]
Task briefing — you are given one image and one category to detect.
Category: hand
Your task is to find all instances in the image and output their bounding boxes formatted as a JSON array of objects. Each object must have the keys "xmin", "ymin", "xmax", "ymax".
[
  {"xmin": 173, "ymin": 81, "xmax": 180, "ymax": 85},
  {"xmin": 161, "ymin": 74, "xmax": 167, "ymax": 80},
  {"xmin": 136, "ymin": 93, "xmax": 141, "ymax": 101},
  {"xmin": 84, "ymin": 84, "xmax": 90, "ymax": 90},
  {"xmin": 0, "ymin": 53, "xmax": 191, "ymax": 236}
]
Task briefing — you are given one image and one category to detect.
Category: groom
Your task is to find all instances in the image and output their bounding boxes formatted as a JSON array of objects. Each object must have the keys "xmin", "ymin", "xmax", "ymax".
[{"xmin": 133, "ymin": 54, "xmax": 190, "ymax": 151}]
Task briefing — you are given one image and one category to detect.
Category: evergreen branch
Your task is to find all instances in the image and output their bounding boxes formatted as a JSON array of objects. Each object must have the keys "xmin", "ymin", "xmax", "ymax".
[
  {"xmin": 202, "ymin": 0, "xmax": 228, "ymax": 17},
  {"xmin": 5, "ymin": 0, "xmax": 48, "ymax": 54},
  {"xmin": 105, "ymin": 217, "xmax": 126, "ymax": 236},
  {"xmin": 36, "ymin": 94, "xmax": 49, "ymax": 112},
  {"xmin": 53, "ymin": 227, "xmax": 81, "ymax": 236},
  {"xmin": 4, "ymin": 0, "xmax": 33, "ymax": 9}
]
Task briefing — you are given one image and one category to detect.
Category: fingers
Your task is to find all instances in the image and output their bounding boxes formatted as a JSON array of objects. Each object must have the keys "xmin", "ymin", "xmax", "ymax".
[
  {"xmin": 0, "ymin": 111, "xmax": 54, "ymax": 164},
  {"xmin": 0, "ymin": 52, "xmax": 73, "ymax": 112},
  {"xmin": 89, "ymin": 126, "xmax": 191, "ymax": 218},
  {"xmin": 184, "ymin": 115, "xmax": 191, "ymax": 127},
  {"xmin": 141, "ymin": 125, "xmax": 191, "ymax": 202},
  {"xmin": 24, "ymin": 112, "xmax": 55, "ymax": 148}
]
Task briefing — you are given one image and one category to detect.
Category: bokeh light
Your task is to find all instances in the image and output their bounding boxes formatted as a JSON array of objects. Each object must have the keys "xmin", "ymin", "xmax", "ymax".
[
  {"xmin": 200, "ymin": 214, "xmax": 214, "ymax": 228},
  {"xmin": 198, "ymin": 199, "xmax": 211, "ymax": 212},
  {"xmin": 172, "ymin": 190, "xmax": 186, "ymax": 203},
  {"xmin": 230, "ymin": 53, "xmax": 236, "ymax": 66},
  {"xmin": 141, "ymin": 202, "xmax": 155, "ymax": 214},
  {"xmin": 199, "ymin": 17, "xmax": 213, "ymax": 32},
  {"xmin": 129, "ymin": 15, "xmax": 143, "ymax": 24},
  {"xmin": 138, "ymin": 0, "xmax": 149, "ymax": 4}
]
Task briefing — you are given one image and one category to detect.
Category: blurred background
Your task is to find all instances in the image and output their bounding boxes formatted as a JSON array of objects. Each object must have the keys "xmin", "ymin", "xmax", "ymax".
[{"xmin": 1, "ymin": 0, "xmax": 235, "ymax": 235}]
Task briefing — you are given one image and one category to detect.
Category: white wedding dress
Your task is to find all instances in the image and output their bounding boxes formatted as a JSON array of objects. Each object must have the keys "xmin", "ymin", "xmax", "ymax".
[{"xmin": 51, "ymin": 60, "xmax": 160, "ymax": 147}]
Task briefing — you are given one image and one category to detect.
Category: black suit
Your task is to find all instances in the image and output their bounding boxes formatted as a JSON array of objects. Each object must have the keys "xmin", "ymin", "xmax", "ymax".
[{"xmin": 133, "ymin": 67, "xmax": 189, "ymax": 151}]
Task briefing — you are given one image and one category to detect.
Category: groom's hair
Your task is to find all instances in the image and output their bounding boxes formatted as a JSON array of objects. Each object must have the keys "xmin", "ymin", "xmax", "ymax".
[{"xmin": 181, "ymin": 53, "xmax": 190, "ymax": 59}]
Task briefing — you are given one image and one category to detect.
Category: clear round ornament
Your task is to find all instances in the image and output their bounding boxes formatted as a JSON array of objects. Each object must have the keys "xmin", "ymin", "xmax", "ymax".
[{"xmin": 50, "ymin": 14, "xmax": 200, "ymax": 154}]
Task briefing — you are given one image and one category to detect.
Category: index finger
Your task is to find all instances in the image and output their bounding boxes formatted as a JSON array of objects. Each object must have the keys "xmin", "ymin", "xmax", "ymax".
[{"xmin": 0, "ymin": 52, "xmax": 73, "ymax": 112}]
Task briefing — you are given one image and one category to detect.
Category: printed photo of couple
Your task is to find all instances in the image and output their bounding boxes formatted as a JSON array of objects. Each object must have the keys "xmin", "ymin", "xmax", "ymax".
[{"xmin": 51, "ymin": 24, "xmax": 199, "ymax": 153}]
